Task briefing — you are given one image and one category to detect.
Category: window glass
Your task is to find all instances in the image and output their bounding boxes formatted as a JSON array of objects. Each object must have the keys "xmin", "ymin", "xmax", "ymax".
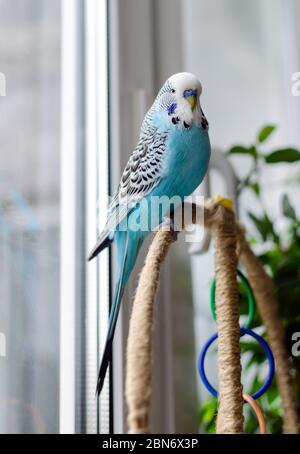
[{"xmin": 0, "ymin": 0, "xmax": 61, "ymax": 434}]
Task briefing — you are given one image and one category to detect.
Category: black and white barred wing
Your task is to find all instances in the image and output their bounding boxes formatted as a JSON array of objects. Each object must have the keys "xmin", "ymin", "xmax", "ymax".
[{"xmin": 88, "ymin": 128, "xmax": 168, "ymax": 258}]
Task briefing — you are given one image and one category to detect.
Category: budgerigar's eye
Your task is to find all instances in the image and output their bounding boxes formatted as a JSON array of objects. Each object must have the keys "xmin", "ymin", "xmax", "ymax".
[{"xmin": 171, "ymin": 89, "xmax": 175, "ymax": 93}]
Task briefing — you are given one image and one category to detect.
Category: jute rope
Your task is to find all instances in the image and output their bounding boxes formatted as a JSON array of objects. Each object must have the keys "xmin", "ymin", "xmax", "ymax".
[
  {"xmin": 125, "ymin": 200, "xmax": 299, "ymax": 434},
  {"xmin": 125, "ymin": 229, "xmax": 174, "ymax": 434},
  {"xmin": 237, "ymin": 227, "xmax": 300, "ymax": 434},
  {"xmin": 213, "ymin": 204, "xmax": 244, "ymax": 433}
]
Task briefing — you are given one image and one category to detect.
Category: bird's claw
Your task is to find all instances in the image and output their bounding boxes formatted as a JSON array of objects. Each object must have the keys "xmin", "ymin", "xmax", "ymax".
[{"xmin": 161, "ymin": 216, "xmax": 178, "ymax": 242}]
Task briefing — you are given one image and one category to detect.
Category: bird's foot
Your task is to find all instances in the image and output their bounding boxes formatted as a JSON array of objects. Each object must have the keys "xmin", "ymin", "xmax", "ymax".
[{"xmin": 161, "ymin": 216, "xmax": 178, "ymax": 242}]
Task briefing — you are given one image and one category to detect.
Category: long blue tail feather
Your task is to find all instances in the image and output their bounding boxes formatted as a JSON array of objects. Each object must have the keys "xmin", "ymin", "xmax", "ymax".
[
  {"xmin": 95, "ymin": 231, "xmax": 143, "ymax": 396},
  {"xmin": 96, "ymin": 274, "xmax": 125, "ymax": 396},
  {"xmin": 87, "ymin": 234, "xmax": 112, "ymax": 262}
]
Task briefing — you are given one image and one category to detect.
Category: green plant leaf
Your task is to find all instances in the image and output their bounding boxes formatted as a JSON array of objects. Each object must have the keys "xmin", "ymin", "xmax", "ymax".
[
  {"xmin": 266, "ymin": 387, "xmax": 279, "ymax": 406},
  {"xmin": 248, "ymin": 211, "xmax": 279, "ymax": 243},
  {"xmin": 249, "ymin": 182, "xmax": 260, "ymax": 196},
  {"xmin": 265, "ymin": 148, "xmax": 300, "ymax": 163},
  {"xmin": 228, "ymin": 145, "xmax": 257, "ymax": 158},
  {"xmin": 258, "ymin": 125, "xmax": 276, "ymax": 143},
  {"xmin": 282, "ymin": 194, "xmax": 297, "ymax": 221}
]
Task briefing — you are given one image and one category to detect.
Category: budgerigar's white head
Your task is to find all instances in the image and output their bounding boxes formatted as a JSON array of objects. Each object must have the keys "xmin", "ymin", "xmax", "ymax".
[{"xmin": 150, "ymin": 72, "xmax": 208, "ymax": 131}]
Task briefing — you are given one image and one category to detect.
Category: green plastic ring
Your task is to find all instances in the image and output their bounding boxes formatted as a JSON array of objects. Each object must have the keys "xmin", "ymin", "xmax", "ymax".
[{"xmin": 210, "ymin": 269, "xmax": 255, "ymax": 329}]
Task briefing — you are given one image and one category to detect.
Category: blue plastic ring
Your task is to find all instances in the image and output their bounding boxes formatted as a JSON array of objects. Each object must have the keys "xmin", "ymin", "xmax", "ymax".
[{"xmin": 198, "ymin": 327, "xmax": 275, "ymax": 400}]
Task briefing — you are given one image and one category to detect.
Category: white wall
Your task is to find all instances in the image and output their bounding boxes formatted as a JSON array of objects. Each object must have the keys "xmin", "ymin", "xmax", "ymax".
[{"xmin": 181, "ymin": 0, "xmax": 300, "ymax": 221}]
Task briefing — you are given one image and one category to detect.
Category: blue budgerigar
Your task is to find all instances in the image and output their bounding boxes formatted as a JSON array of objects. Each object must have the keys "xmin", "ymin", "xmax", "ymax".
[{"xmin": 88, "ymin": 72, "xmax": 211, "ymax": 395}]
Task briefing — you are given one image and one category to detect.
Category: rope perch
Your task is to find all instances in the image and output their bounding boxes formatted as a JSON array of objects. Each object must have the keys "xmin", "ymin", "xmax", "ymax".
[
  {"xmin": 125, "ymin": 199, "xmax": 300, "ymax": 434},
  {"xmin": 213, "ymin": 203, "xmax": 244, "ymax": 433},
  {"xmin": 237, "ymin": 230, "xmax": 299, "ymax": 434},
  {"xmin": 125, "ymin": 229, "xmax": 174, "ymax": 434}
]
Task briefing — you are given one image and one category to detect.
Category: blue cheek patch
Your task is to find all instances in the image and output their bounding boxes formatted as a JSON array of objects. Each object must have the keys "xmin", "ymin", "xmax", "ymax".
[{"xmin": 167, "ymin": 103, "xmax": 177, "ymax": 115}]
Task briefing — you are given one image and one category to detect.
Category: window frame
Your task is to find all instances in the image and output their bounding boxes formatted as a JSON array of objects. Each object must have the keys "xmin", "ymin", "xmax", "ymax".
[
  {"xmin": 84, "ymin": 0, "xmax": 111, "ymax": 435},
  {"xmin": 60, "ymin": 0, "xmax": 86, "ymax": 435},
  {"xmin": 60, "ymin": 0, "xmax": 111, "ymax": 434}
]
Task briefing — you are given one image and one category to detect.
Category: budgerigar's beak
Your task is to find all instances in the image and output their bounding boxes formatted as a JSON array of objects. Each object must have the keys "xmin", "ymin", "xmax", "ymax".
[{"xmin": 184, "ymin": 89, "xmax": 198, "ymax": 112}]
